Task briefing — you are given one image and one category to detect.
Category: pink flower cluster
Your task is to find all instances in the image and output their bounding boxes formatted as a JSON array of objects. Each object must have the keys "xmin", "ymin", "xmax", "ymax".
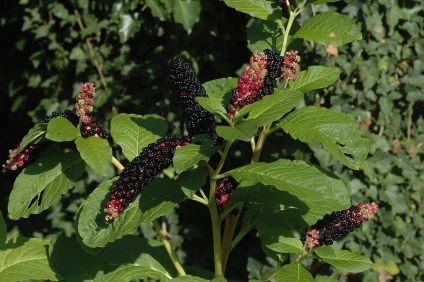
[
  {"xmin": 2, "ymin": 143, "xmax": 36, "ymax": 172},
  {"xmin": 228, "ymin": 52, "xmax": 268, "ymax": 117},
  {"xmin": 304, "ymin": 202, "xmax": 378, "ymax": 249},
  {"xmin": 73, "ymin": 82, "xmax": 96, "ymax": 122},
  {"xmin": 280, "ymin": 50, "xmax": 300, "ymax": 83}
]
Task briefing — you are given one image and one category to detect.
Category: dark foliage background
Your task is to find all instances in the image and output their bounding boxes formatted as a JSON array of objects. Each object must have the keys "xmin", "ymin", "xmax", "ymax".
[{"xmin": 1, "ymin": 0, "xmax": 423, "ymax": 281}]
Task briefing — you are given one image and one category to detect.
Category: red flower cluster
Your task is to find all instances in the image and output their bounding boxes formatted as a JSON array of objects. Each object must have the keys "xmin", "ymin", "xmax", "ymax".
[
  {"xmin": 304, "ymin": 202, "xmax": 378, "ymax": 249},
  {"xmin": 215, "ymin": 177, "xmax": 236, "ymax": 212},
  {"xmin": 74, "ymin": 82, "xmax": 96, "ymax": 121}
]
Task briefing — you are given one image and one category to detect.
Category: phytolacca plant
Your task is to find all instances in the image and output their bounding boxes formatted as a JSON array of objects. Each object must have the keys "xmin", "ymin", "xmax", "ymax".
[{"xmin": 1, "ymin": 1, "xmax": 376, "ymax": 281}]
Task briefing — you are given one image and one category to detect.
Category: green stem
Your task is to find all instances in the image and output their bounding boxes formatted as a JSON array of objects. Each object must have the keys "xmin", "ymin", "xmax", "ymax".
[
  {"xmin": 209, "ymin": 177, "xmax": 223, "ymax": 276},
  {"xmin": 111, "ymin": 156, "xmax": 124, "ymax": 173},
  {"xmin": 152, "ymin": 219, "xmax": 187, "ymax": 276},
  {"xmin": 280, "ymin": 8, "xmax": 303, "ymax": 56}
]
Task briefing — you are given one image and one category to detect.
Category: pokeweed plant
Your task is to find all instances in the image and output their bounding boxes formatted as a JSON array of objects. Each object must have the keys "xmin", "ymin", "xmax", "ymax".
[{"xmin": 0, "ymin": 0, "xmax": 378, "ymax": 281}]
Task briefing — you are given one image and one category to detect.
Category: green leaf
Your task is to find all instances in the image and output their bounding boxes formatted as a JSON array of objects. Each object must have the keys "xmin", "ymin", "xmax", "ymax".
[
  {"xmin": 45, "ymin": 116, "xmax": 78, "ymax": 142},
  {"xmin": 227, "ymin": 159, "xmax": 350, "ymax": 220},
  {"xmin": 289, "ymin": 66, "xmax": 340, "ymax": 93},
  {"xmin": 216, "ymin": 120, "xmax": 258, "ymax": 142},
  {"xmin": 315, "ymin": 246, "xmax": 373, "ymax": 273},
  {"xmin": 203, "ymin": 77, "xmax": 237, "ymax": 101},
  {"xmin": 304, "ymin": 0, "xmax": 338, "ymax": 6},
  {"xmin": 196, "ymin": 97, "xmax": 231, "ymax": 123},
  {"xmin": 315, "ymin": 275, "xmax": 343, "ymax": 282},
  {"xmin": 0, "ymin": 237, "xmax": 58, "ymax": 282},
  {"xmin": 172, "ymin": 0, "xmax": 201, "ymax": 33},
  {"xmin": 171, "ymin": 275, "xmax": 209, "ymax": 281},
  {"xmin": 119, "ymin": 13, "xmax": 140, "ymax": 43},
  {"xmin": 17, "ymin": 123, "xmax": 48, "ymax": 153},
  {"xmin": 8, "ymin": 151, "xmax": 85, "ymax": 219},
  {"xmin": 280, "ymin": 106, "xmax": 369, "ymax": 170},
  {"xmin": 146, "ymin": 0, "xmax": 167, "ymax": 20},
  {"xmin": 101, "ymin": 236, "xmax": 177, "ymax": 280},
  {"xmin": 222, "ymin": 0, "xmax": 274, "ymax": 20},
  {"xmin": 49, "ymin": 236, "xmax": 110, "ymax": 281},
  {"xmin": 75, "ymin": 136, "xmax": 112, "ymax": 176},
  {"xmin": 238, "ymin": 89, "xmax": 304, "ymax": 126},
  {"xmin": 247, "ymin": 19, "xmax": 284, "ymax": 52},
  {"xmin": 257, "ymin": 210, "xmax": 304, "ymax": 253},
  {"xmin": 274, "ymin": 263, "xmax": 314, "ymax": 282},
  {"xmin": 177, "ymin": 166, "xmax": 208, "ymax": 197},
  {"xmin": 76, "ymin": 177, "xmax": 185, "ymax": 248},
  {"xmin": 174, "ymin": 143, "xmax": 219, "ymax": 173},
  {"xmin": 69, "ymin": 46, "xmax": 85, "ymax": 60},
  {"xmin": 110, "ymin": 113, "xmax": 168, "ymax": 161},
  {"xmin": 294, "ymin": 12, "xmax": 362, "ymax": 46}
]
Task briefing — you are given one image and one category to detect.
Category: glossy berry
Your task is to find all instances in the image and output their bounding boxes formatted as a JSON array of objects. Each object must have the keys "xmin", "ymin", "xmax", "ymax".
[
  {"xmin": 303, "ymin": 202, "xmax": 378, "ymax": 249},
  {"xmin": 215, "ymin": 176, "xmax": 236, "ymax": 212},
  {"xmin": 169, "ymin": 57, "xmax": 220, "ymax": 144},
  {"xmin": 228, "ymin": 49, "xmax": 284, "ymax": 117},
  {"xmin": 104, "ymin": 133, "xmax": 192, "ymax": 220}
]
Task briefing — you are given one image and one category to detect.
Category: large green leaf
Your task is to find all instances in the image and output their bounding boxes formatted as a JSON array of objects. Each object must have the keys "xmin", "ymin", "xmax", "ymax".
[
  {"xmin": 203, "ymin": 77, "xmax": 237, "ymax": 101},
  {"xmin": 75, "ymin": 136, "xmax": 112, "ymax": 176},
  {"xmin": 315, "ymin": 246, "xmax": 373, "ymax": 273},
  {"xmin": 16, "ymin": 123, "xmax": 48, "ymax": 153},
  {"xmin": 247, "ymin": 19, "xmax": 284, "ymax": 52},
  {"xmin": 240, "ymin": 89, "xmax": 304, "ymax": 126},
  {"xmin": 227, "ymin": 159, "xmax": 350, "ymax": 219},
  {"xmin": 280, "ymin": 106, "xmax": 369, "ymax": 169},
  {"xmin": 171, "ymin": 275, "xmax": 209, "ymax": 281},
  {"xmin": 49, "ymin": 236, "xmax": 110, "ymax": 281},
  {"xmin": 177, "ymin": 166, "xmax": 208, "ymax": 198},
  {"xmin": 274, "ymin": 263, "xmax": 314, "ymax": 282},
  {"xmin": 146, "ymin": 0, "xmax": 167, "ymax": 20},
  {"xmin": 76, "ymin": 177, "xmax": 185, "ymax": 248},
  {"xmin": 172, "ymin": 0, "xmax": 201, "ymax": 33},
  {"xmin": 196, "ymin": 97, "xmax": 231, "ymax": 123},
  {"xmin": 222, "ymin": 0, "xmax": 274, "ymax": 20},
  {"xmin": 216, "ymin": 120, "xmax": 258, "ymax": 142},
  {"xmin": 289, "ymin": 66, "xmax": 340, "ymax": 93},
  {"xmin": 294, "ymin": 11, "xmax": 362, "ymax": 46},
  {"xmin": 45, "ymin": 116, "xmax": 78, "ymax": 142},
  {"xmin": 0, "ymin": 237, "xmax": 58, "ymax": 282},
  {"xmin": 101, "ymin": 236, "xmax": 177, "ymax": 280},
  {"xmin": 174, "ymin": 143, "xmax": 219, "ymax": 173},
  {"xmin": 8, "ymin": 151, "xmax": 85, "ymax": 219},
  {"xmin": 256, "ymin": 210, "xmax": 304, "ymax": 253},
  {"xmin": 110, "ymin": 113, "xmax": 168, "ymax": 161}
]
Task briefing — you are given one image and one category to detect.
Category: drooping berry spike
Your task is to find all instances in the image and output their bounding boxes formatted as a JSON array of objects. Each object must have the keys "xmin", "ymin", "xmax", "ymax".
[
  {"xmin": 227, "ymin": 49, "xmax": 284, "ymax": 117},
  {"xmin": 104, "ymin": 133, "xmax": 192, "ymax": 220},
  {"xmin": 73, "ymin": 82, "xmax": 96, "ymax": 120},
  {"xmin": 280, "ymin": 50, "xmax": 300, "ymax": 84},
  {"xmin": 303, "ymin": 202, "xmax": 378, "ymax": 249},
  {"xmin": 169, "ymin": 57, "xmax": 220, "ymax": 144},
  {"xmin": 2, "ymin": 143, "xmax": 37, "ymax": 172}
]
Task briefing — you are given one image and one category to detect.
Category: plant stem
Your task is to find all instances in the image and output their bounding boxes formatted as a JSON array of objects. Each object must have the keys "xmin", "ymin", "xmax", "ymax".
[
  {"xmin": 111, "ymin": 156, "xmax": 124, "ymax": 173},
  {"xmin": 280, "ymin": 8, "xmax": 303, "ymax": 56},
  {"xmin": 152, "ymin": 219, "xmax": 187, "ymax": 276},
  {"xmin": 209, "ymin": 177, "xmax": 223, "ymax": 276}
]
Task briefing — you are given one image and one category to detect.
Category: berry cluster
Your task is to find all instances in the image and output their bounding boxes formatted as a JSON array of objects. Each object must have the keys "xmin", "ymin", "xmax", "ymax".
[
  {"xmin": 74, "ymin": 82, "xmax": 96, "ymax": 121},
  {"xmin": 228, "ymin": 49, "xmax": 284, "ymax": 117},
  {"xmin": 169, "ymin": 57, "xmax": 220, "ymax": 144},
  {"xmin": 215, "ymin": 177, "xmax": 236, "ymax": 212},
  {"xmin": 2, "ymin": 143, "xmax": 37, "ymax": 172},
  {"xmin": 280, "ymin": 50, "xmax": 300, "ymax": 84},
  {"xmin": 303, "ymin": 202, "xmax": 378, "ymax": 249},
  {"xmin": 104, "ymin": 133, "xmax": 192, "ymax": 220}
]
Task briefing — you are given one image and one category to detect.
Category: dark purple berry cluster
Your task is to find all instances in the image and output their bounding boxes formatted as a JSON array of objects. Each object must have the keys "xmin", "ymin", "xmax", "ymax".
[
  {"xmin": 104, "ymin": 133, "xmax": 192, "ymax": 220},
  {"xmin": 215, "ymin": 177, "xmax": 236, "ymax": 212},
  {"xmin": 169, "ymin": 57, "xmax": 220, "ymax": 144},
  {"xmin": 303, "ymin": 203, "xmax": 378, "ymax": 249},
  {"xmin": 38, "ymin": 110, "xmax": 80, "ymax": 125},
  {"xmin": 260, "ymin": 49, "xmax": 284, "ymax": 97}
]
